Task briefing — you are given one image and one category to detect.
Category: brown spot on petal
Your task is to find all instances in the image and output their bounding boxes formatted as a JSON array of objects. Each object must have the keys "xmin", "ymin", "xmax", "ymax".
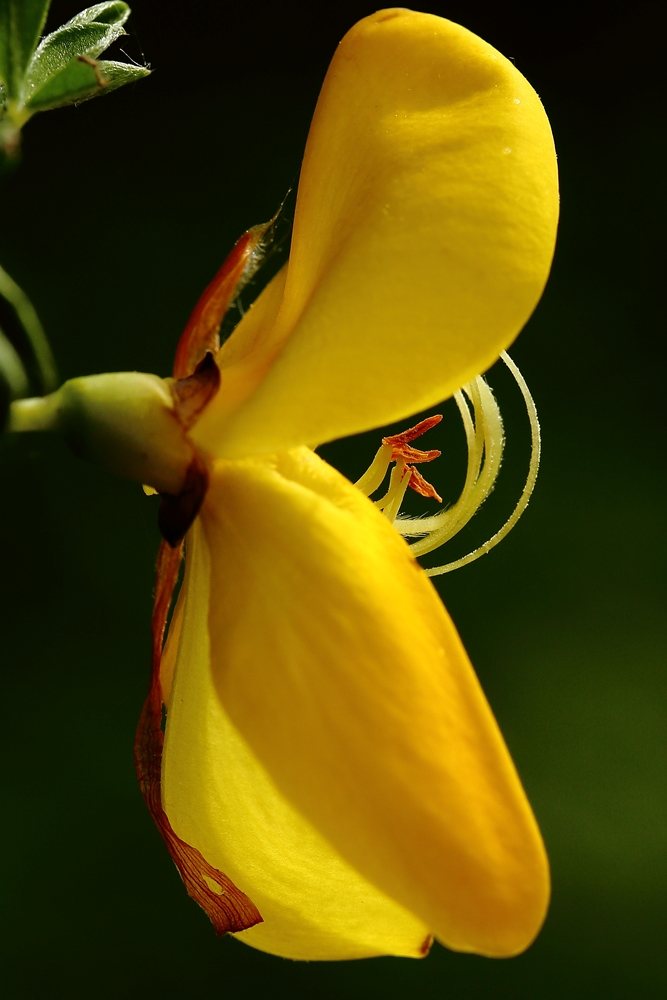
[
  {"xmin": 419, "ymin": 934, "xmax": 434, "ymax": 956},
  {"xmin": 134, "ymin": 541, "xmax": 262, "ymax": 935}
]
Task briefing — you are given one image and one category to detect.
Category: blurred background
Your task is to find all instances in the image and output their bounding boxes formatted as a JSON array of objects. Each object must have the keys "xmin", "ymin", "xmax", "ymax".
[{"xmin": 1, "ymin": 0, "xmax": 665, "ymax": 996}]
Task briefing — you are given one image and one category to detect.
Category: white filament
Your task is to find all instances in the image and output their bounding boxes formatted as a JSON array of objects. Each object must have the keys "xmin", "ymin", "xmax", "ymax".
[
  {"xmin": 356, "ymin": 351, "xmax": 541, "ymax": 574},
  {"xmin": 355, "ymin": 443, "xmax": 392, "ymax": 496},
  {"xmin": 424, "ymin": 351, "xmax": 540, "ymax": 575},
  {"xmin": 398, "ymin": 376, "xmax": 505, "ymax": 554}
]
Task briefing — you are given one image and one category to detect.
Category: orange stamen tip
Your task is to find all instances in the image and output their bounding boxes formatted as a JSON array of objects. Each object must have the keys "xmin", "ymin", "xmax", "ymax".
[
  {"xmin": 383, "ymin": 415, "xmax": 443, "ymax": 464},
  {"xmin": 395, "ymin": 444, "xmax": 441, "ymax": 464},
  {"xmin": 407, "ymin": 465, "xmax": 443, "ymax": 503},
  {"xmin": 383, "ymin": 414, "xmax": 442, "ymax": 448}
]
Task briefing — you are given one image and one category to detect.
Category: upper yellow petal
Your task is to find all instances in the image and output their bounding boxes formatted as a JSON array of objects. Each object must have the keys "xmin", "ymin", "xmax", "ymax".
[
  {"xmin": 196, "ymin": 448, "xmax": 550, "ymax": 957},
  {"xmin": 192, "ymin": 9, "xmax": 558, "ymax": 459},
  {"xmin": 161, "ymin": 520, "xmax": 431, "ymax": 961}
]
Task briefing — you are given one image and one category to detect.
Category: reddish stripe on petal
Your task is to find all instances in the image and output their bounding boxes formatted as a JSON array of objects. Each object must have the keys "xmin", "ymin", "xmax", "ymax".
[{"xmin": 133, "ymin": 540, "xmax": 262, "ymax": 934}]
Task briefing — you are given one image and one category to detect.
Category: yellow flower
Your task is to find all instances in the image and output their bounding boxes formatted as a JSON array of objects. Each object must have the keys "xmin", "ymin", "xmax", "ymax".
[
  {"xmin": 151, "ymin": 9, "xmax": 559, "ymax": 962},
  {"xmin": 11, "ymin": 7, "xmax": 558, "ymax": 965}
]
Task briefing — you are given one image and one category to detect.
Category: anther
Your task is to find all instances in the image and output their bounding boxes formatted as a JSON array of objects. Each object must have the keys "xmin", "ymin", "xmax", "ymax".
[
  {"xmin": 407, "ymin": 466, "xmax": 443, "ymax": 503},
  {"xmin": 357, "ymin": 413, "xmax": 443, "ymax": 519},
  {"xmin": 382, "ymin": 414, "xmax": 442, "ymax": 464}
]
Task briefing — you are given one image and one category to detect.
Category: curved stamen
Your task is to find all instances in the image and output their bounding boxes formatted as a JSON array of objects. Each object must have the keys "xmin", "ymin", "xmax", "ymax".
[
  {"xmin": 424, "ymin": 351, "xmax": 541, "ymax": 576},
  {"xmin": 402, "ymin": 375, "xmax": 504, "ymax": 553},
  {"xmin": 354, "ymin": 351, "xmax": 540, "ymax": 574}
]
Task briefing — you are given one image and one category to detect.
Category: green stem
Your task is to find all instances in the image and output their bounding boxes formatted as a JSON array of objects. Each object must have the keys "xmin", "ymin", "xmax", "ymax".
[
  {"xmin": 8, "ymin": 393, "xmax": 60, "ymax": 432},
  {"xmin": 0, "ymin": 263, "xmax": 57, "ymax": 394}
]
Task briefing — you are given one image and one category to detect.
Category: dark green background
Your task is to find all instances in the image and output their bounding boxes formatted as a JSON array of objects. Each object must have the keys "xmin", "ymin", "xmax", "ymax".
[{"xmin": 1, "ymin": 1, "xmax": 665, "ymax": 996}]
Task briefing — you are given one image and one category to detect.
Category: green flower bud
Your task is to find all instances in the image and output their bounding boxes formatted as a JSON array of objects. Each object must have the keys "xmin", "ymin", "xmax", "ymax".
[{"xmin": 9, "ymin": 372, "xmax": 195, "ymax": 494}]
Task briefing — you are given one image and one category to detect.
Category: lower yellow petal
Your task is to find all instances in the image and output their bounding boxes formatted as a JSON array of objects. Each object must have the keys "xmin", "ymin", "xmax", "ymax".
[
  {"xmin": 198, "ymin": 448, "xmax": 549, "ymax": 957},
  {"xmin": 161, "ymin": 520, "xmax": 431, "ymax": 961}
]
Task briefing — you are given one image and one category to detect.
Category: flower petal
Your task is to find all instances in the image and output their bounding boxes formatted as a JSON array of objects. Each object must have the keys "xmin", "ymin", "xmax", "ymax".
[
  {"xmin": 161, "ymin": 519, "xmax": 431, "ymax": 961},
  {"xmin": 193, "ymin": 448, "xmax": 549, "ymax": 957},
  {"xmin": 192, "ymin": 10, "xmax": 558, "ymax": 459}
]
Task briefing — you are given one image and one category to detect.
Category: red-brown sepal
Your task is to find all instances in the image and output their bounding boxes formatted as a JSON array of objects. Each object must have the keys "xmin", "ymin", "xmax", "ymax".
[
  {"xmin": 173, "ymin": 221, "xmax": 273, "ymax": 379},
  {"xmin": 158, "ymin": 451, "xmax": 209, "ymax": 548},
  {"xmin": 136, "ymin": 223, "xmax": 269, "ymax": 933},
  {"xmin": 170, "ymin": 352, "xmax": 221, "ymax": 430},
  {"xmin": 134, "ymin": 541, "xmax": 262, "ymax": 934},
  {"xmin": 158, "ymin": 353, "xmax": 222, "ymax": 547}
]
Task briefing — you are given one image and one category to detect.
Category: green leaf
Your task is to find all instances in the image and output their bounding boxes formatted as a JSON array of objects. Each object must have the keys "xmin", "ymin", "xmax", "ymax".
[
  {"xmin": 1, "ymin": 3, "xmax": 147, "ymax": 159},
  {"xmin": 25, "ymin": 3, "xmax": 131, "ymax": 103},
  {"xmin": 25, "ymin": 21, "xmax": 127, "ymax": 100},
  {"xmin": 89, "ymin": 57, "xmax": 150, "ymax": 94},
  {"xmin": 25, "ymin": 56, "xmax": 149, "ymax": 113},
  {"xmin": 62, "ymin": 2, "xmax": 130, "ymax": 29},
  {"xmin": 23, "ymin": 4, "xmax": 148, "ymax": 113},
  {"xmin": 0, "ymin": 264, "xmax": 57, "ymax": 396},
  {"xmin": 0, "ymin": 0, "xmax": 52, "ymax": 98}
]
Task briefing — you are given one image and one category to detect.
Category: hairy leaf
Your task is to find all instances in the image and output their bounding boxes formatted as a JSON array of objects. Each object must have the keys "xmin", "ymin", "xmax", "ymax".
[
  {"xmin": 26, "ymin": 21, "xmax": 126, "ymax": 97},
  {"xmin": 0, "ymin": 0, "xmax": 52, "ymax": 97},
  {"xmin": 64, "ymin": 2, "xmax": 130, "ymax": 29},
  {"xmin": 25, "ymin": 56, "xmax": 149, "ymax": 112}
]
